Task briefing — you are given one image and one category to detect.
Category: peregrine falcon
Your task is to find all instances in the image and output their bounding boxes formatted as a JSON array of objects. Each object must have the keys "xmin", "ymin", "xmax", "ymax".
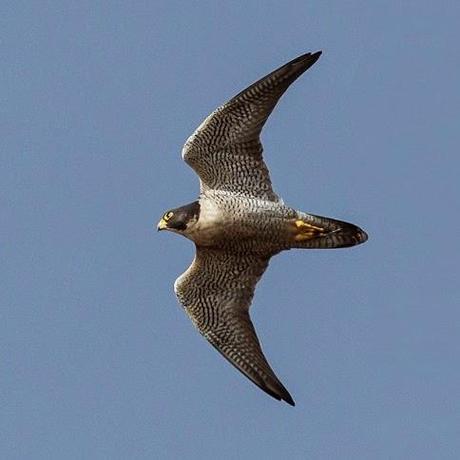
[{"xmin": 157, "ymin": 51, "xmax": 367, "ymax": 406}]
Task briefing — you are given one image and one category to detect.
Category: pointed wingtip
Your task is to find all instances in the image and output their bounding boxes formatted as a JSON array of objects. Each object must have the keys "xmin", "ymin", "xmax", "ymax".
[
  {"xmin": 282, "ymin": 394, "xmax": 296, "ymax": 407},
  {"xmin": 279, "ymin": 387, "xmax": 296, "ymax": 406},
  {"xmin": 310, "ymin": 50, "xmax": 322, "ymax": 63},
  {"xmin": 288, "ymin": 50, "xmax": 322, "ymax": 74},
  {"xmin": 265, "ymin": 390, "xmax": 296, "ymax": 406},
  {"xmin": 263, "ymin": 380, "xmax": 296, "ymax": 406}
]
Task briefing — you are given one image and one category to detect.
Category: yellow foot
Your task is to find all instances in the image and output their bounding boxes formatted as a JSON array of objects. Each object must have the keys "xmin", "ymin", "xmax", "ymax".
[{"xmin": 292, "ymin": 219, "xmax": 326, "ymax": 241}]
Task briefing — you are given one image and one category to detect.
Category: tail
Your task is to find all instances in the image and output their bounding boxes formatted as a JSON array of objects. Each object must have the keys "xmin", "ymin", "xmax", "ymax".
[{"xmin": 289, "ymin": 213, "xmax": 368, "ymax": 249}]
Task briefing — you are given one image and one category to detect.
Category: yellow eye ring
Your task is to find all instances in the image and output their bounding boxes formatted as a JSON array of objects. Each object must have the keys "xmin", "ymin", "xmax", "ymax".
[{"xmin": 163, "ymin": 211, "xmax": 174, "ymax": 221}]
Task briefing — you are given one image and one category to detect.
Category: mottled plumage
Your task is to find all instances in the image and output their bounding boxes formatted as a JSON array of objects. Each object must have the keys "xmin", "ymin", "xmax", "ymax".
[{"xmin": 158, "ymin": 51, "xmax": 368, "ymax": 406}]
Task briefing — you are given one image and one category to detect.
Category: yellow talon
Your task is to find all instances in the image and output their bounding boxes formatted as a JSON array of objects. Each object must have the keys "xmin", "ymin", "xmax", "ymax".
[
  {"xmin": 294, "ymin": 220, "xmax": 324, "ymax": 231},
  {"xmin": 292, "ymin": 219, "xmax": 326, "ymax": 241}
]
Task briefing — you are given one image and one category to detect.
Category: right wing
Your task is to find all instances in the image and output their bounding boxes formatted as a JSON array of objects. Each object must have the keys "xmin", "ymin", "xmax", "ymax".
[
  {"xmin": 174, "ymin": 247, "xmax": 295, "ymax": 406},
  {"xmin": 182, "ymin": 51, "xmax": 322, "ymax": 201}
]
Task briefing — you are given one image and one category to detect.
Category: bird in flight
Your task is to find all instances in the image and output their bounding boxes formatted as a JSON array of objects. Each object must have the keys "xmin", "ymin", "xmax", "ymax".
[{"xmin": 157, "ymin": 51, "xmax": 368, "ymax": 406}]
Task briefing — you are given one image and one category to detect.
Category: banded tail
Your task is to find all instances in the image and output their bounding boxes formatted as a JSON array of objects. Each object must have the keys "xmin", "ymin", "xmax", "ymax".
[{"xmin": 289, "ymin": 213, "xmax": 368, "ymax": 249}]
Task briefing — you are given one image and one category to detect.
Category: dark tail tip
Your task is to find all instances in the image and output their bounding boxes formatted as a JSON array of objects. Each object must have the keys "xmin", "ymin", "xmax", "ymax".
[{"xmin": 339, "ymin": 222, "xmax": 368, "ymax": 247}]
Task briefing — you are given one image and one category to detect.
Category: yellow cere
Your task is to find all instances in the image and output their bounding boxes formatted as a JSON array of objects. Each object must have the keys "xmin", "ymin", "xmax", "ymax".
[{"xmin": 157, "ymin": 218, "xmax": 167, "ymax": 230}]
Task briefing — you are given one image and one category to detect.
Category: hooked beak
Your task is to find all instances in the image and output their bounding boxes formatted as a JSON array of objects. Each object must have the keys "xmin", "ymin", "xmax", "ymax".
[{"xmin": 157, "ymin": 218, "xmax": 167, "ymax": 231}]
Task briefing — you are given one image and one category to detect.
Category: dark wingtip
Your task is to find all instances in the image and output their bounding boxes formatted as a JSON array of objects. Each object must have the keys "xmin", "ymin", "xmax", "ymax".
[
  {"xmin": 311, "ymin": 50, "xmax": 323, "ymax": 65},
  {"xmin": 278, "ymin": 384, "xmax": 296, "ymax": 406},
  {"xmin": 263, "ymin": 380, "xmax": 296, "ymax": 406},
  {"xmin": 307, "ymin": 50, "xmax": 322, "ymax": 66},
  {"xmin": 283, "ymin": 393, "xmax": 296, "ymax": 407},
  {"xmin": 288, "ymin": 50, "xmax": 322, "ymax": 75}
]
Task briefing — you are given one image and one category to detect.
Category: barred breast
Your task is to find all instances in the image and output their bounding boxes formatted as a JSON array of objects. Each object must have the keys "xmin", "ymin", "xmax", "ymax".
[{"xmin": 186, "ymin": 191, "xmax": 297, "ymax": 252}]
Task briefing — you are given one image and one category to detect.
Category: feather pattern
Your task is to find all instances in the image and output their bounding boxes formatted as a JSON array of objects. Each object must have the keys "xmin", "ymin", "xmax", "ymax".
[
  {"xmin": 158, "ymin": 51, "xmax": 368, "ymax": 405},
  {"xmin": 182, "ymin": 52, "xmax": 322, "ymax": 201},
  {"xmin": 174, "ymin": 248, "xmax": 294, "ymax": 405}
]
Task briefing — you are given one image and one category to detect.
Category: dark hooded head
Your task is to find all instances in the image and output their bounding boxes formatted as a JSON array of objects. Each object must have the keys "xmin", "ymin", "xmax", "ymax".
[{"xmin": 157, "ymin": 201, "xmax": 200, "ymax": 233}]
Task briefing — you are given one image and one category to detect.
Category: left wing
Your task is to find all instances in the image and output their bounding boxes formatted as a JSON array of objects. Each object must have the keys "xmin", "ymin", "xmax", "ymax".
[{"xmin": 174, "ymin": 247, "xmax": 295, "ymax": 405}]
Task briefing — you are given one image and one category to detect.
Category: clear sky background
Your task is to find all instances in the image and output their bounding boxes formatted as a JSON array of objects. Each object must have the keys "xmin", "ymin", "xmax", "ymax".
[{"xmin": 3, "ymin": 1, "xmax": 459, "ymax": 459}]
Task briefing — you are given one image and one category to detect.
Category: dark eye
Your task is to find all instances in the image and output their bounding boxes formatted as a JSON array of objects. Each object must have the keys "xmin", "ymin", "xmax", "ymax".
[{"xmin": 163, "ymin": 211, "xmax": 174, "ymax": 221}]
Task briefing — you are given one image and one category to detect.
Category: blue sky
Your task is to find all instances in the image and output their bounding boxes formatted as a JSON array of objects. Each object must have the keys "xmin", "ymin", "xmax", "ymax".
[{"xmin": 3, "ymin": 1, "xmax": 459, "ymax": 459}]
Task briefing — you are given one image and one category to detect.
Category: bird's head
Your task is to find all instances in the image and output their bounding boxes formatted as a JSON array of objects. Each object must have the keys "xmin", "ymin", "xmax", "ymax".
[{"xmin": 157, "ymin": 201, "xmax": 200, "ymax": 235}]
